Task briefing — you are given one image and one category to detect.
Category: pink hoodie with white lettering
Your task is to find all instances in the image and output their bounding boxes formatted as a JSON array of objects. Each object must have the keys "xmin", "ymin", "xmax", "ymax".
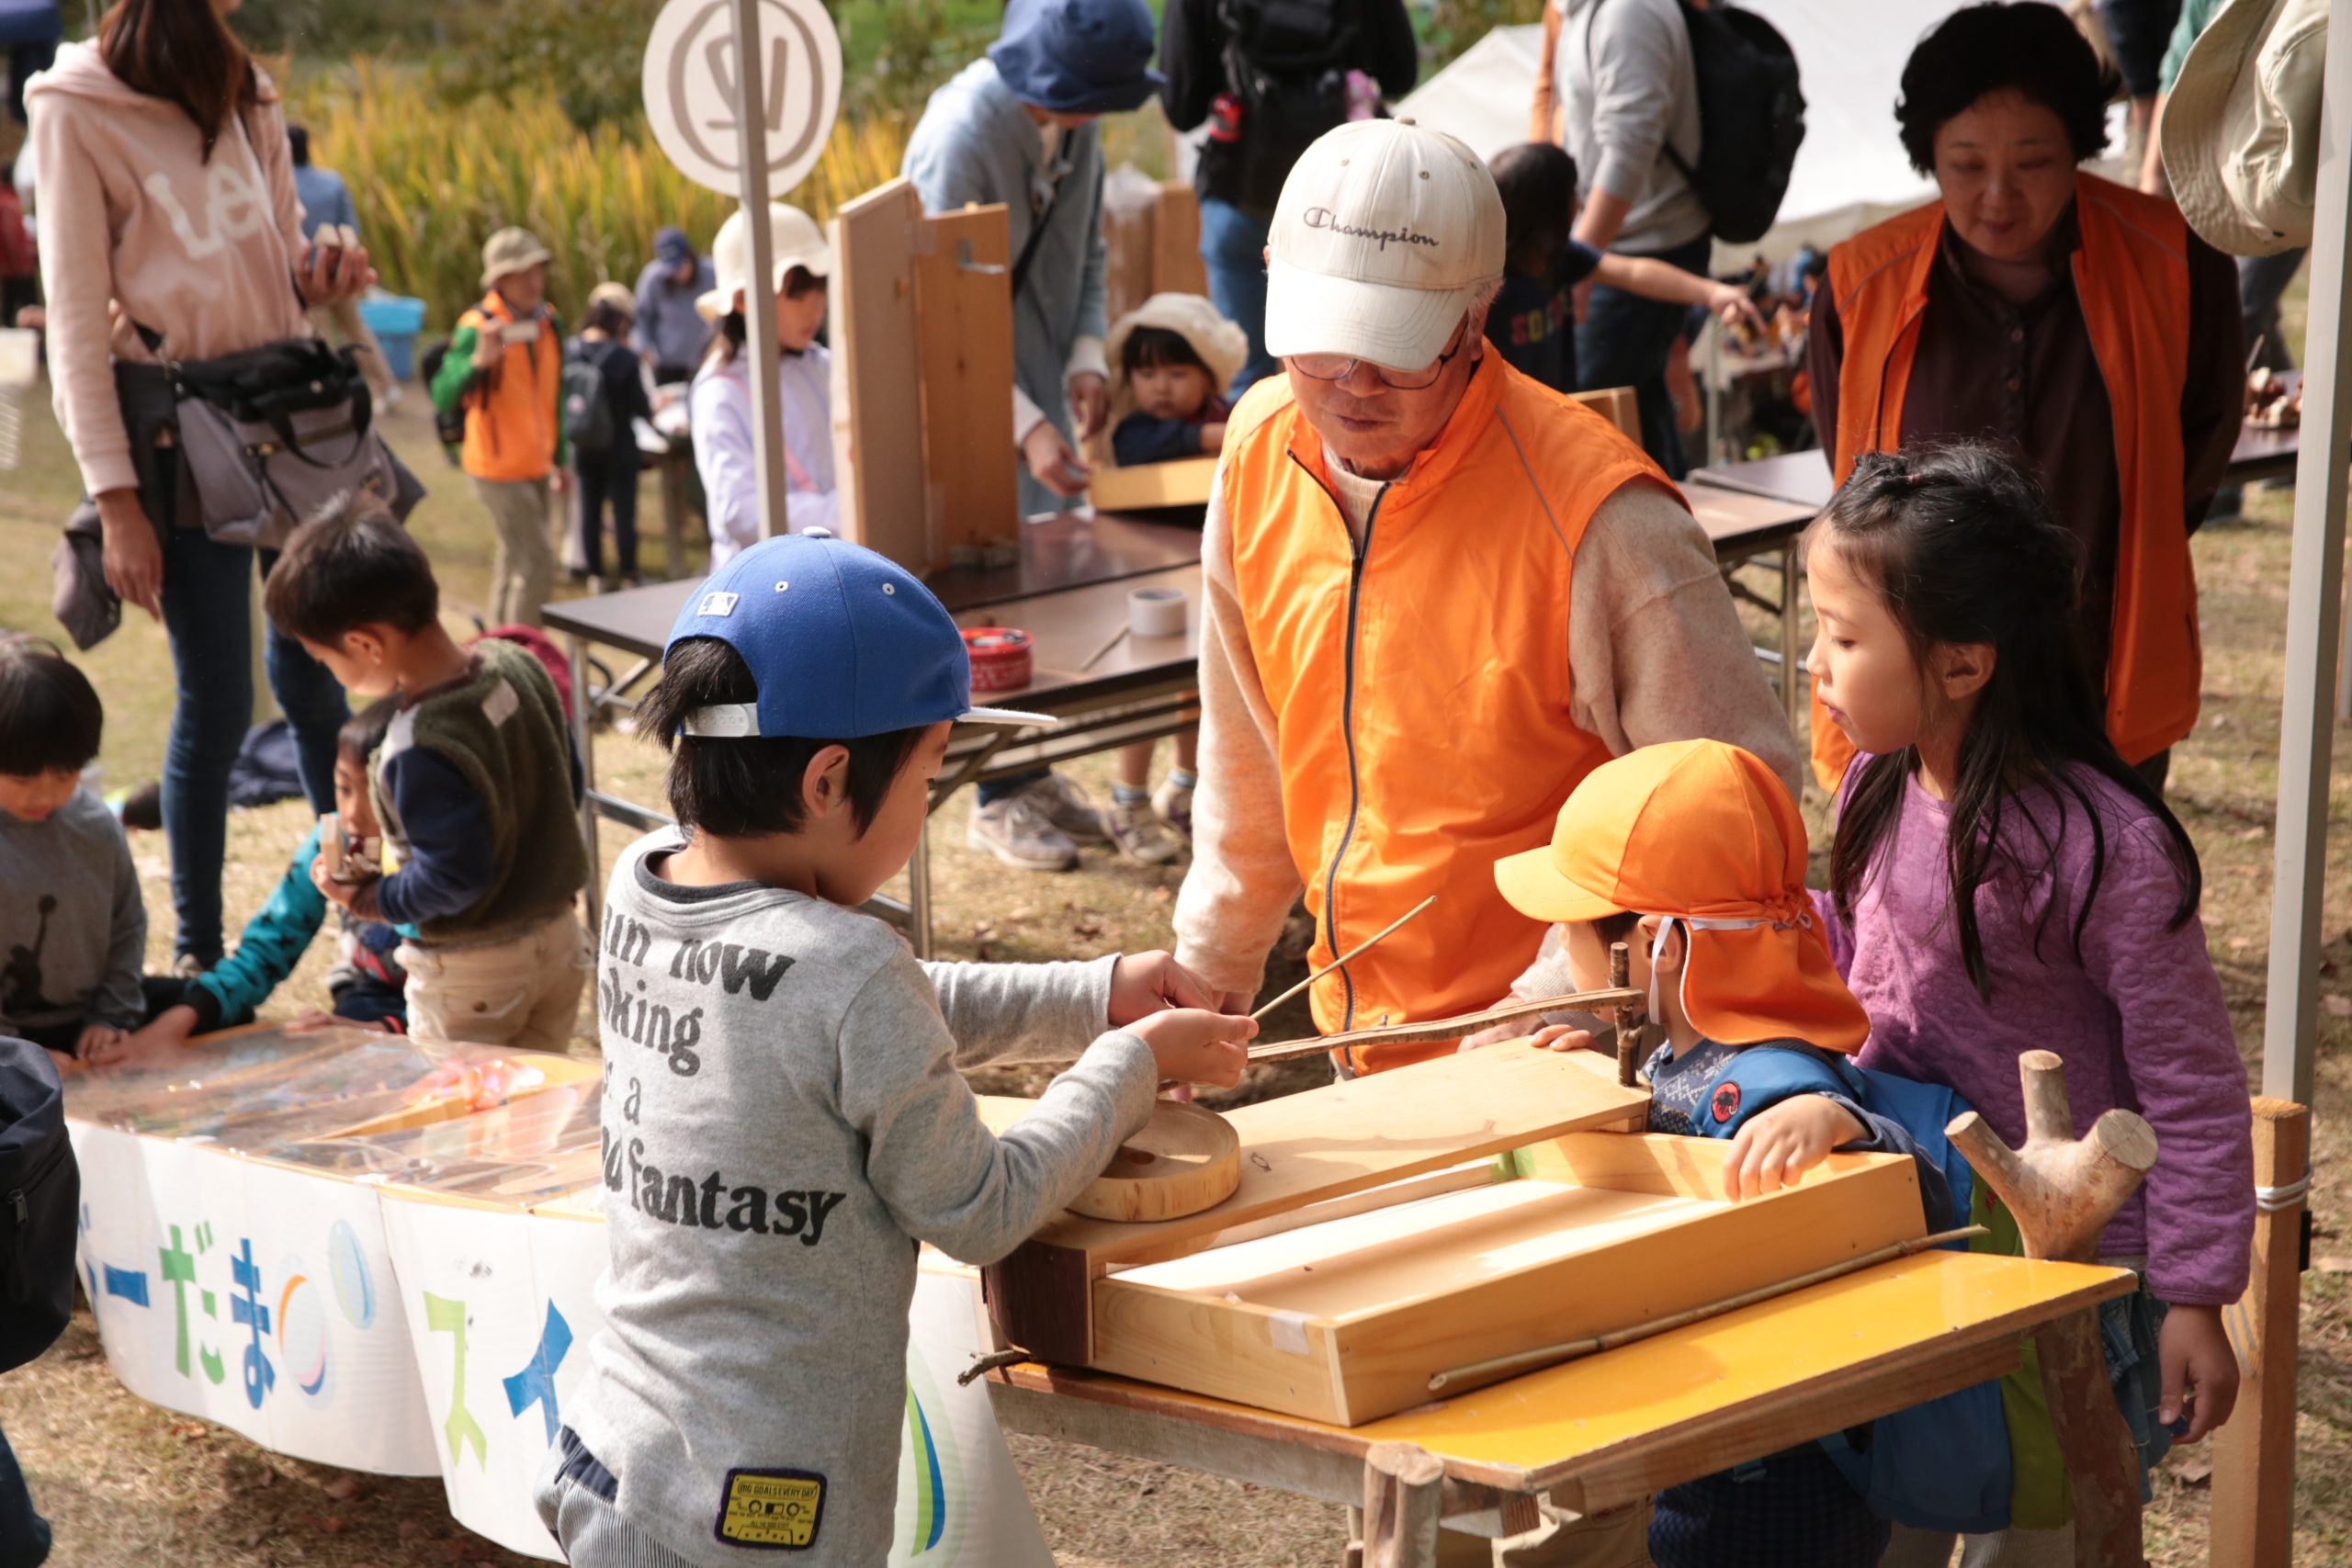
[{"xmin": 26, "ymin": 42, "xmax": 315, "ymax": 497}]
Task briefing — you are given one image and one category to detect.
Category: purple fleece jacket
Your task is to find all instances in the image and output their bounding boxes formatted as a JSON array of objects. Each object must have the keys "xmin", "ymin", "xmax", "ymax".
[{"xmin": 1812, "ymin": 756, "xmax": 2253, "ymax": 1306}]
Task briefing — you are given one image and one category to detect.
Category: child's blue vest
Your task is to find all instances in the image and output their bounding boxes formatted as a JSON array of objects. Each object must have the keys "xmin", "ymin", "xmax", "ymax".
[{"xmin": 1694, "ymin": 1045, "xmax": 2012, "ymax": 1535}]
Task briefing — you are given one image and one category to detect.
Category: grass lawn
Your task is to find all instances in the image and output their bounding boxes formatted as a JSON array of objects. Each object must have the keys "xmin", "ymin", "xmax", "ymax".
[{"xmin": 4, "ymin": 361, "xmax": 2352, "ymax": 1562}]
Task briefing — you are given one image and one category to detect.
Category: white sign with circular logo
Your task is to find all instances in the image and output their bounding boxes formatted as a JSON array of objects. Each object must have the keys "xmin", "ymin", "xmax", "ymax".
[{"xmin": 642, "ymin": 0, "xmax": 842, "ymax": 197}]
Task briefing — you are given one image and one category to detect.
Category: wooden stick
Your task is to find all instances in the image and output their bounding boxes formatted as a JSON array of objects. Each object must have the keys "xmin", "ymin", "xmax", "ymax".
[
  {"xmin": 1246, "ymin": 986, "xmax": 1643, "ymax": 1064},
  {"xmin": 1425, "ymin": 1225, "xmax": 1986, "ymax": 1393},
  {"xmin": 1077, "ymin": 624, "xmax": 1130, "ymax": 672},
  {"xmin": 1250, "ymin": 896, "xmax": 1437, "ymax": 1022},
  {"xmin": 1610, "ymin": 942, "xmax": 1638, "ymax": 1088}
]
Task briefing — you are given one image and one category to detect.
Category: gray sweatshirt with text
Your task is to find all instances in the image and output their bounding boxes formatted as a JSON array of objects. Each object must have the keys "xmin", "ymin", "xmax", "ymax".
[{"xmin": 565, "ymin": 830, "xmax": 1157, "ymax": 1566}]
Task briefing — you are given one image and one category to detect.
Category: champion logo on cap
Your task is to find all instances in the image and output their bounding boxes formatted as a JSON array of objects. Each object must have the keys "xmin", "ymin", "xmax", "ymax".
[
  {"xmin": 1302, "ymin": 208, "xmax": 1441, "ymax": 252},
  {"xmin": 697, "ymin": 591, "xmax": 740, "ymax": 618}
]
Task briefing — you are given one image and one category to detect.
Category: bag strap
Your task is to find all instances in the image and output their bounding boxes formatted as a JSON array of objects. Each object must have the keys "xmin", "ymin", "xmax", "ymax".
[{"xmin": 1011, "ymin": 162, "xmax": 1071, "ymax": 300}]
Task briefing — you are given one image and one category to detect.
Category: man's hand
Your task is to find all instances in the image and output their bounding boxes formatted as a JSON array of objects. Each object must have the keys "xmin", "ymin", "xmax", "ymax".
[
  {"xmin": 1108, "ymin": 951, "xmax": 1223, "ymax": 1026},
  {"xmin": 550, "ymin": 468, "xmax": 571, "ymax": 496},
  {"xmin": 470, "ymin": 330, "xmax": 504, "ymax": 372},
  {"xmin": 2157, "ymin": 1303, "xmax": 2239, "ymax": 1443},
  {"xmin": 1021, "ymin": 421, "xmax": 1091, "ymax": 498},
  {"xmin": 95, "ymin": 489, "xmax": 164, "ymax": 619},
  {"xmin": 1706, "ymin": 283, "xmax": 1770, "ymax": 339},
  {"xmin": 1129, "ymin": 1008, "xmax": 1256, "ymax": 1089},
  {"xmin": 1068, "ymin": 371, "xmax": 1110, "ymax": 440},
  {"xmin": 310, "ymin": 852, "xmax": 363, "ymax": 910},
  {"xmin": 1721, "ymin": 1095, "xmax": 1864, "ymax": 1201}
]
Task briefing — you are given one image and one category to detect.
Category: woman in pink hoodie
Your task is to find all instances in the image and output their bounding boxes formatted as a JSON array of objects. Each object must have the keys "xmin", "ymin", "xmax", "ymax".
[{"xmin": 27, "ymin": 0, "xmax": 378, "ymax": 972}]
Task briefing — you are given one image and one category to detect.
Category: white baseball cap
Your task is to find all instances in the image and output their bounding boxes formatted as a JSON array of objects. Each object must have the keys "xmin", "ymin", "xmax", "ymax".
[
  {"xmin": 698, "ymin": 204, "xmax": 835, "ymax": 321},
  {"xmin": 1263, "ymin": 118, "xmax": 1507, "ymax": 371}
]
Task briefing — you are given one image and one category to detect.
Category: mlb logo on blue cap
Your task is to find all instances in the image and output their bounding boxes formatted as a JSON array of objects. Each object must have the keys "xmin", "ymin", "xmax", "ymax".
[{"xmin": 664, "ymin": 533, "xmax": 1054, "ymax": 739}]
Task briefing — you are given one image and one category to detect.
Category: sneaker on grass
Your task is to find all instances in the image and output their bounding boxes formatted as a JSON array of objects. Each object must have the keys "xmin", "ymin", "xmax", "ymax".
[
  {"xmin": 967, "ymin": 792, "xmax": 1079, "ymax": 872},
  {"xmin": 1018, "ymin": 772, "xmax": 1110, "ymax": 843},
  {"xmin": 1106, "ymin": 796, "xmax": 1185, "ymax": 865},
  {"xmin": 1150, "ymin": 775, "xmax": 1193, "ymax": 843}
]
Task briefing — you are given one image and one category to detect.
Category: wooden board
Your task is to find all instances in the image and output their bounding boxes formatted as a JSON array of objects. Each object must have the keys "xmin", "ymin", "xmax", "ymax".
[
  {"xmin": 830, "ymin": 179, "xmax": 929, "ymax": 570},
  {"xmin": 984, "ymin": 1043, "xmax": 1649, "ymax": 1363},
  {"xmin": 978, "ymin": 1095, "xmax": 1241, "ymax": 1222},
  {"xmin": 1151, "ymin": 182, "xmax": 1208, "ymax": 299},
  {"xmin": 911, "ymin": 202, "xmax": 1018, "ymax": 570},
  {"xmin": 991, "ymin": 1249, "xmax": 2135, "ymax": 1510},
  {"xmin": 1570, "ymin": 386, "xmax": 1640, "ymax": 443},
  {"xmin": 1089, "ymin": 455, "xmax": 1217, "ymax": 513},
  {"xmin": 1087, "ymin": 1133, "xmax": 1925, "ymax": 1424}
]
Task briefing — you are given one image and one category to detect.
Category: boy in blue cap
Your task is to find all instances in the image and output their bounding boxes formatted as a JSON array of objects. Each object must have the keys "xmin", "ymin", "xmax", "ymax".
[
  {"xmin": 538, "ymin": 532, "xmax": 1254, "ymax": 1567},
  {"xmin": 904, "ymin": 0, "xmax": 1164, "ymax": 873}
]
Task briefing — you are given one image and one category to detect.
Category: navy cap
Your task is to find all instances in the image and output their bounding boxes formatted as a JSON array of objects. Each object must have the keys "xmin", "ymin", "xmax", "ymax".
[
  {"xmin": 653, "ymin": 227, "xmax": 694, "ymax": 267},
  {"xmin": 989, "ymin": 0, "xmax": 1164, "ymax": 118},
  {"xmin": 665, "ymin": 534, "xmax": 1053, "ymax": 739}
]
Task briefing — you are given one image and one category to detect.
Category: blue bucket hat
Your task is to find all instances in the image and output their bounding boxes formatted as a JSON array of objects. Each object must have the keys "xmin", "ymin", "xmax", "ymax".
[{"xmin": 989, "ymin": 0, "xmax": 1164, "ymax": 118}]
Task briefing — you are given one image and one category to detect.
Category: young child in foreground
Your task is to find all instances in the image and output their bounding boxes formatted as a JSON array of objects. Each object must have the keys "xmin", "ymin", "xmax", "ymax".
[
  {"xmin": 263, "ymin": 495, "xmax": 590, "ymax": 1055},
  {"xmin": 94, "ymin": 699, "xmax": 411, "ymax": 1066},
  {"xmin": 0, "ymin": 637, "xmax": 162, "ymax": 1068},
  {"xmin": 540, "ymin": 532, "xmax": 1254, "ymax": 1567},
  {"xmin": 1807, "ymin": 444, "xmax": 2253, "ymax": 1559},
  {"xmin": 1486, "ymin": 141, "xmax": 1765, "ymax": 393},
  {"xmin": 1494, "ymin": 736, "xmax": 1925, "ymax": 1567}
]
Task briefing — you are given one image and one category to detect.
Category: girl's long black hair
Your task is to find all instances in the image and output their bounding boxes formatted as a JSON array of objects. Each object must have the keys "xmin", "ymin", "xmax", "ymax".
[{"xmin": 1817, "ymin": 444, "xmax": 2200, "ymax": 1000}]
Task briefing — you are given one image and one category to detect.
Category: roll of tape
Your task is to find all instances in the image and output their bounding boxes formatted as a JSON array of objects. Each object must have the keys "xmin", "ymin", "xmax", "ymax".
[
  {"xmin": 961, "ymin": 626, "xmax": 1034, "ymax": 694},
  {"xmin": 1128, "ymin": 586, "xmax": 1189, "ymax": 638}
]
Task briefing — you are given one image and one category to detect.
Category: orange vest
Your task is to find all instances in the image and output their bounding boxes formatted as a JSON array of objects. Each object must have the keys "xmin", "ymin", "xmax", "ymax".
[
  {"xmin": 458, "ymin": 292, "xmax": 562, "ymax": 483},
  {"xmin": 1221, "ymin": 354, "xmax": 1674, "ymax": 1073},
  {"xmin": 1812, "ymin": 173, "xmax": 2199, "ymax": 790}
]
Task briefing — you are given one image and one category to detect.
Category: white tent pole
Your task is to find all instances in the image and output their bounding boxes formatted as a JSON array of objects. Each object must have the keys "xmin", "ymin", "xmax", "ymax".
[
  {"xmin": 2260, "ymin": 0, "xmax": 2352, "ymax": 1110},
  {"xmin": 729, "ymin": 0, "xmax": 790, "ymax": 540}
]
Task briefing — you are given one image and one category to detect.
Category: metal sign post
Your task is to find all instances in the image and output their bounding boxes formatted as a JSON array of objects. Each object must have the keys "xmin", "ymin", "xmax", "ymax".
[{"xmin": 644, "ymin": 0, "xmax": 843, "ymax": 543}]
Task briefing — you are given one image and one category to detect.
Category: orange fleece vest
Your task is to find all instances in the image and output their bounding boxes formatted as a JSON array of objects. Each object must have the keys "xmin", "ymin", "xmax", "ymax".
[
  {"xmin": 1812, "ymin": 173, "xmax": 2199, "ymax": 789},
  {"xmin": 458, "ymin": 291, "xmax": 562, "ymax": 483},
  {"xmin": 1221, "ymin": 354, "xmax": 1674, "ymax": 1073}
]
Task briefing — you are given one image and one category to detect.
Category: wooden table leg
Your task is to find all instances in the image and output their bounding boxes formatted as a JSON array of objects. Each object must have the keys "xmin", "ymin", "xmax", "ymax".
[
  {"xmin": 2035, "ymin": 1306, "xmax": 2150, "ymax": 1568},
  {"xmin": 2210, "ymin": 1098, "xmax": 2310, "ymax": 1568},
  {"xmin": 1360, "ymin": 1442, "xmax": 1445, "ymax": 1568},
  {"xmin": 1780, "ymin": 543, "xmax": 1804, "ymax": 732}
]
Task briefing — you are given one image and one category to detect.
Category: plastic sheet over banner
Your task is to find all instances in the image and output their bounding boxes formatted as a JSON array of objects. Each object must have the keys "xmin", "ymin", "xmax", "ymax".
[{"xmin": 66, "ymin": 1027, "xmax": 1054, "ymax": 1564}]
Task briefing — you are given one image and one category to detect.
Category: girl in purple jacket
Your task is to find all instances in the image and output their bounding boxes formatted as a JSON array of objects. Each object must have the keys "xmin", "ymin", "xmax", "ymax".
[{"xmin": 1804, "ymin": 444, "xmax": 2252, "ymax": 1559}]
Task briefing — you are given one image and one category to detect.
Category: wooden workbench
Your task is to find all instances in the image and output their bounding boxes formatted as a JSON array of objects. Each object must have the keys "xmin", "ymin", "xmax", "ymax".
[{"xmin": 989, "ymin": 1249, "xmax": 2132, "ymax": 1561}]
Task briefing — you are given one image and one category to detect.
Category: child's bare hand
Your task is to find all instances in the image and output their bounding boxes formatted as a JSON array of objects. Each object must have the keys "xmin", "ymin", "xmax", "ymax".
[
  {"xmin": 310, "ymin": 852, "xmax": 361, "ymax": 909},
  {"xmin": 43, "ymin": 1047, "xmax": 79, "ymax": 1077},
  {"xmin": 2157, "ymin": 1303, "xmax": 2238, "ymax": 1442},
  {"xmin": 74, "ymin": 1023, "xmax": 127, "ymax": 1063},
  {"xmin": 1462, "ymin": 1022, "xmax": 1593, "ymax": 1053},
  {"xmin": 1108, "ymin": 951, "xmax": 1223, "ymax": 1025},
  {"xmin": 1129, "ymin": 1008, "xmax": 1255, "ymax": 1089},
  {"xmin": 1722, "ymin": 1095, "xmax": 1864, "ymax": 1201}
]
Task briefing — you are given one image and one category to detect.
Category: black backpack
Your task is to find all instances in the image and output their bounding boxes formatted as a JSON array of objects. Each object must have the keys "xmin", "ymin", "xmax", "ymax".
[
  {"xmin": 1204, "ymin": 0, "xmax": 1362, "ymax": 215},
  {"xmin": 419, "ymin": 336, "xmax": 469, "ymax": 462},
  {"xmin": 1658, "ymin": 2, "xmax": 1806, "ymax": 245},
  {"xmin": 561, "ymin": 339, "xmax": 618, "ymax": 457},
  {"xmin": 1, "ymin": 1038, "xmax": 79, "ymax": 1374}
]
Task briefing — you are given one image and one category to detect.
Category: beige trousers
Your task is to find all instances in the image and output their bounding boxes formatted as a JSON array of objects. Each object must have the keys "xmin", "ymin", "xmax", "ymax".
[
  {"xmin": 472, "ymin": 474, "xmax": 557, "ymax": 627},
  {"xmin": 399, "ymin": 908, "xmax": 589, "ymax": 1056}
]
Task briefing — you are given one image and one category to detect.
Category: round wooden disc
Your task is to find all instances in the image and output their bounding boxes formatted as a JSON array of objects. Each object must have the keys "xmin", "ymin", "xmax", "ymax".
[{"xmin": 1067, "ymin": 1100, "xmax": 1241, "ymax": 1223}]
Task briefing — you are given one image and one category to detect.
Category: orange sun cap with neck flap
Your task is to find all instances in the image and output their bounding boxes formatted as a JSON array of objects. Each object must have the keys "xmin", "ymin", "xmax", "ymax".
[{"xmin": 1491, "ymin": 739, "xmax": 1870, "ymax": 1054}]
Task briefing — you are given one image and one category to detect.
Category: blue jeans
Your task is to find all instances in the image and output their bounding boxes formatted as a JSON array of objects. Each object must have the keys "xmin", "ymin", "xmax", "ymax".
[
  {"xmin": 1577, "ymin": 233, "xmax": 1713, "ymax": 480},
  {"xmin": 160, "ymin": 529, "xmax": 348, "ymax": 964},
  {"xmin": 0, "ymin": 1421, "xmax": 48, "ymax": 1566},
  {"xmin": 1198, "ymin": 197, "xmax": 1280, "ymax": 399}
]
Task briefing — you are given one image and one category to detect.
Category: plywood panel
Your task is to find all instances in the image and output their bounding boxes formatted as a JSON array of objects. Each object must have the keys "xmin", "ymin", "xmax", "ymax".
[
  {"xmin": 830, "ymin": 178, "xmax": 928, "ymax": 570},
  {"xmin": 912, "ymin": 202, "xmax": 1019, "ymax": 570},
  {"xmin": 1570, "ymin": 385, "xmax": 1640, "ymax": 443},
  {"xmin": 1090, "ymin": 455, "xmax": 1217, "ymax": 513},
  {"xmin": 1152, "ymin": 182, "xmax": 1208, "ymax": 298}
]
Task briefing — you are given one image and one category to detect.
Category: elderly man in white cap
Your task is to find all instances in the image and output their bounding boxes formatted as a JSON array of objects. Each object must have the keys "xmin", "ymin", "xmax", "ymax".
[
  {"xmin": 1175, "ymin": 123, "xmax": 1799, "ymax": 1091},
  {"xmin": 686, "ymin": 202, "xmax": 839, "ymax": 565}
]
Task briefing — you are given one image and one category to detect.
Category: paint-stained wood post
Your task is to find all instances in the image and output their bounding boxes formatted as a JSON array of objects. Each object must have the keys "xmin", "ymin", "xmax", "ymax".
[{"xmin": 2210, "ymin": 1098, "xmax": 2309, "ymax": 1568}]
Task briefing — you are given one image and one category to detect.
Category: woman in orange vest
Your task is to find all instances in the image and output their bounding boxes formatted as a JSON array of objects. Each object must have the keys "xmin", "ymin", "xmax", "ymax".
[{"xmin": 1807, "ymin": 2, "xmax": 2243, "ymax": 795}]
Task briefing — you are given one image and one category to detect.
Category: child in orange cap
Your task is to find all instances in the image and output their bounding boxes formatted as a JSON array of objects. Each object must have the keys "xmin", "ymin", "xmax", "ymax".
[{"xmin": 1492, "ymin": 737, "xmax": 1928, "ymax": 1568}]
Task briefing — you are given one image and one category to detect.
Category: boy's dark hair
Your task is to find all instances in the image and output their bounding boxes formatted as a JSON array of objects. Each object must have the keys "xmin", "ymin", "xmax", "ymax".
[
  {"xmin": 1810, "ymin": 442, "xmax": 2199, "ymax": 1001},
  {"xmin": 1895, "ymin": 4, "xmax": 2109, "ymax": 175},
  {"xmin": 584, "ymin": 297, "xmax": 630, "ymax": 337},
  {"xmin": 1589, "ymin": 909, "xmax": 1641, "ymax": 950},
  {"xmin": 635, "ymin": 637, "xmax": 926, "ymax": 839},
  {"xmin": 1489, "ymin": 141, "xmax": 1579, "ymax": 281},
  {"xmin": 264, "ymin": 491, "xmax": 439, "ymax": 647},
  {"xmin": 1121, "ymin": 326, "xmax": 1211, "ymax": 378},
  {"xmin": 288, "ymin": 123, "xmax": 311, "ymax": 166},
  {"xmin": 336, "ymin": 694, "xmax": 399, "ymax": 763},
  {"xmin": 0, "ymin": 636, "xmax": 103, "ymax": 776}
]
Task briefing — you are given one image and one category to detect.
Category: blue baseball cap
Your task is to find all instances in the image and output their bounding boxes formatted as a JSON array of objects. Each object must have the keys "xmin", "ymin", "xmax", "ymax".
[
  {"xmin": 989, "ymin": 0, "xmax": 1163, "ymax": 118},
  {"xmin": 665, "ymin": 533, "xmax": 1053, "ymax": 739}
]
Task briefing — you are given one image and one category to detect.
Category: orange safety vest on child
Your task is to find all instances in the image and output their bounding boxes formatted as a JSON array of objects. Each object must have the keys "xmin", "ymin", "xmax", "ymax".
[
  {"xmin": 1220, "ymin": 353, "xmax": 1676, "ymax": 1074},
  {"xmin": 1813, "ymin": 172, "xmax": 2198, "ymax": 790},
  {"xmin": 458, "ymin": 291, "xmax": 563, "ymax": 483}
]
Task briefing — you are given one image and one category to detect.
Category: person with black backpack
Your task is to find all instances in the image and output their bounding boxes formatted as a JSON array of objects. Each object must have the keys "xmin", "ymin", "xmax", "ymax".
[
  {"xmin": 1160, "ymin": 0, "xmax": 1419, "ymax": 398},
  {"xmin": 1, "ymin": 1033, "xmax": 76, "ymax": 1568},
  {"xmin": 1539, "ymin": 0, "xmax": 1804, "ymax": 479},
  {"xmin": 564, "ymin": 283, "xmax": 652, "ymax": 592}
]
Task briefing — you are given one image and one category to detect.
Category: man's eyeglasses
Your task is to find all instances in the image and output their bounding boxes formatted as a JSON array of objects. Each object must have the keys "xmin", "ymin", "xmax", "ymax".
[{"xmin": 1287, "ymin": 316, "xmax": 1472, "ymax": 392}]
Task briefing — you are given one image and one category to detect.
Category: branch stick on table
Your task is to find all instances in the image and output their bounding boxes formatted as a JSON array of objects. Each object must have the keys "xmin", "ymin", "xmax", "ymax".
[
  {"xmin": 1248, "ymin": 985, "xmax": 1645, "ymax": 1063},
  {"xmin": 1079, "ymin": 624, "xmax": 1131, "ymax": 671},
  {"xmin": 1250, "ymin": 896, "xmax": 1438, "ymax": 1023}
]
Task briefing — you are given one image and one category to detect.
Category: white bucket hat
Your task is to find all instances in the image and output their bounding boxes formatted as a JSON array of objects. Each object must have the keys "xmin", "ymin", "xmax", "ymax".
[
  {"xmin": 697, "ymin": 204, "xmax": 835, "ymax": 321},
  {"xmin": 2159, "ymin": 0, "xmax": 2326, "ymax": 257},
  {"xmin": 1262, "ymin": 118, "xmax": 1506, "ymax": 371}
]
